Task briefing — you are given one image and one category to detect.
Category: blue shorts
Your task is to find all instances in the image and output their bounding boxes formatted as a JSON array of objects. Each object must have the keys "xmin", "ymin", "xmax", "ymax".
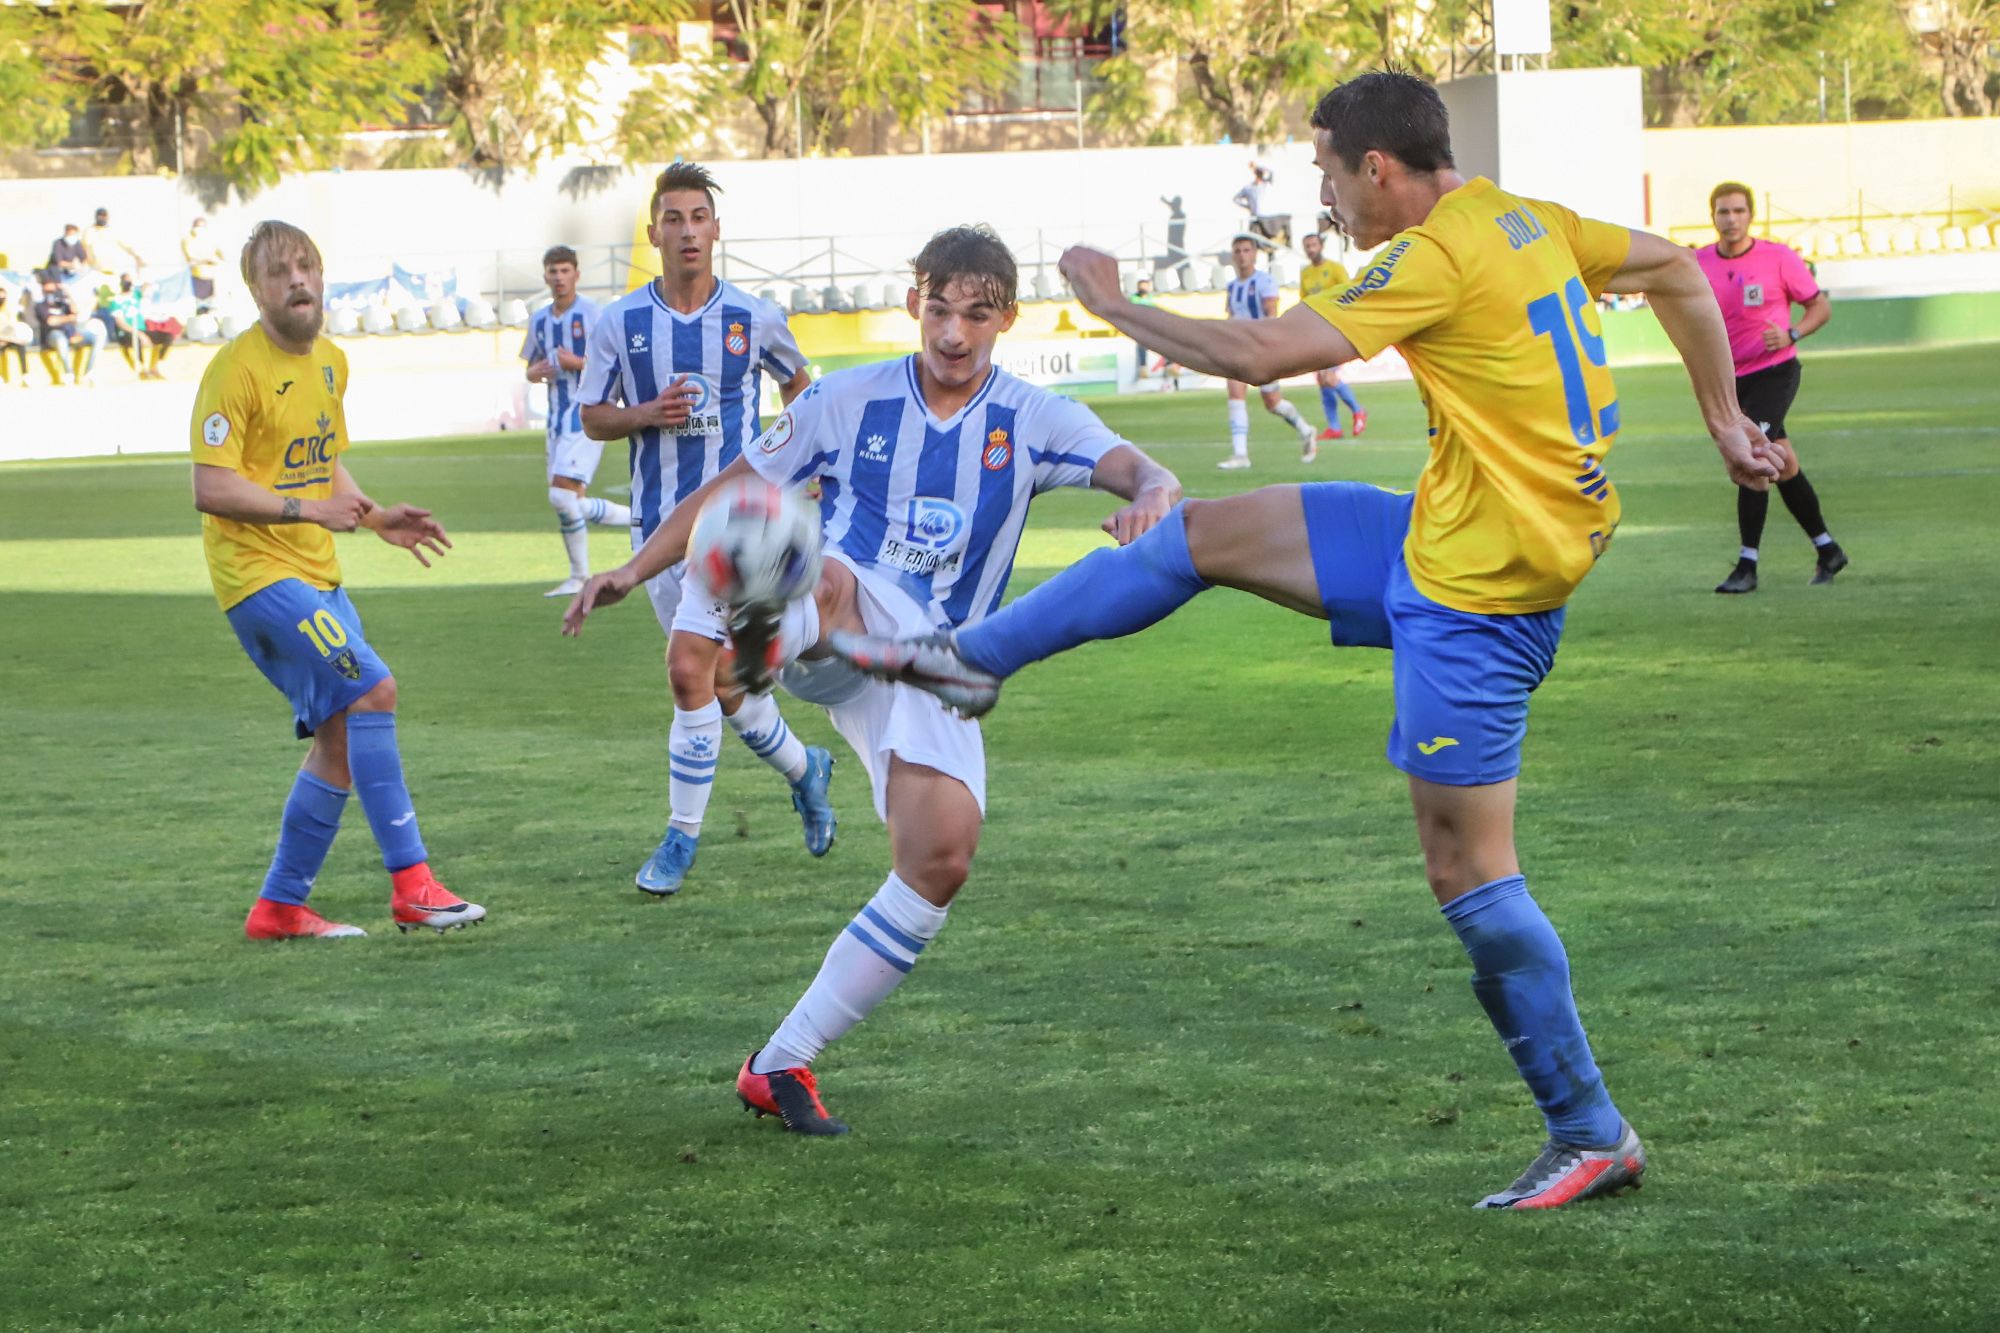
[
  {"xmin": 1301, "ymin": 482, "xmax": 1565, "ymax": 786},
  {"xmin": 225, "ymin": 581, "xmax": 391, "ymax": 738}
]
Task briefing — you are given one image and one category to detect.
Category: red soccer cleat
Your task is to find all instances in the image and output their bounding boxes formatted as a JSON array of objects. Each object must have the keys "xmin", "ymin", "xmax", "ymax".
[
  {"xmin": 1476, "ymin": 1123, "xmax": 1647, "ymax": 1210},
  {"xmin": 1316, "ymin": 426, "xmax": 1344, "ymax": 441},
  {"xmin": 244, "ymin": 899, "xmax": 367, "ymax": 940},
  {"xmin": 389, "ymin": 863, "xmax": 486, "ymax": 933},
  {"xmin": 1351, "ymin": 410, "xmax": 1368, "ymax": 437},
  {"xmin": 736, "ymin": 1052, "xmax": 849, "ymax": 1135}
]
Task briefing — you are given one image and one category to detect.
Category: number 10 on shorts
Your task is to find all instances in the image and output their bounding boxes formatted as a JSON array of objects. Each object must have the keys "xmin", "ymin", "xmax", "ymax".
[{"xmin": 296, "ymin": 609, "xmax": 348, "ymax": 657}]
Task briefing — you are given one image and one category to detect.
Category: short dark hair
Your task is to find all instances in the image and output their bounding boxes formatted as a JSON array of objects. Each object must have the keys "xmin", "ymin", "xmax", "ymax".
[
  {"xmin": 542, "ymin": 245, "xmax": 578, "ymax": 268},
  {"xmin": 651, "ymin": 161, "xmax": 721, "ymax": 218},
  {"xmin": 1709, "ymin": 181, "xmax": 1754, "ymax": 216},
  {"xmin": 910, "ymin": 224, "xmax": 1017, "ymax": 310},
  {"xmin": 1310, "ymin": 71, "xmax": 1455, "ymax": 174}
]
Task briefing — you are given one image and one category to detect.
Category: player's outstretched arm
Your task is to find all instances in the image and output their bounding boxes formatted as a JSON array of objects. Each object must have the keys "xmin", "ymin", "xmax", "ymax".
[
  {"xmin": 1058, "ymin": 245, "xmax": 1357, "ymax": 385},
  {"xmin": 1090, "ymin": 445, "xmax": 1183, "ymax": 545},
  {"xmin": 1604, "ymin": 231, "xmax": 1783, "ymax": 489},
  {"xmin": 563, "ymin": 454, "xmax": 757, "ymax": 637}
]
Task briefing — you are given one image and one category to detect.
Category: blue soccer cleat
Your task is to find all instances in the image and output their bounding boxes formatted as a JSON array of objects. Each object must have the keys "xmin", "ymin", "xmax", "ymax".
[
  {"xmin": 635, "ymin": 828, "xmax": 698, "ymax": 897},
  {"xmin": 790, "ymin": 745, "xmax": 837, "ymax": 857}
]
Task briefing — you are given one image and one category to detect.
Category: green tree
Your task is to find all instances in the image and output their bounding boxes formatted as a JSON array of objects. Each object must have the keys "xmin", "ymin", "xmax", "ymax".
[
  {"xmin": 377, "ymin": 0, "xmax": 686, "ymax": 170},
  {"xmin": 10, "ymin": 1, "xmax": 435, "ymax": 189},
  {"xmin": 1908, "ymin": 0, "xmax": 1997, "ymax": 115},
  {"xmin": 0, "ymin": 3, "xmax": 82, "ymax": 150}
]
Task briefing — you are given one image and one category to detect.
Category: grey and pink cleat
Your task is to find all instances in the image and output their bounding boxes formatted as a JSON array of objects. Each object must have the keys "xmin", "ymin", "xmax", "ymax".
[
  {"xmin": 1476, "ymin": 1121, "xmax": 1648, "ymax": 1210},
  {"xmin": 827, "ymin": 630, "xmax": 1002, "ymax": 719}
]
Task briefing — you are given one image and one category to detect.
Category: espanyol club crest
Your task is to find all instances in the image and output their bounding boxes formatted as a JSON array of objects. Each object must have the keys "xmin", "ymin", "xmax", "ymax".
[
  {"xmin": 982, "ymin": 427, "xmax": 1012, "ymax": 471},
  {"xmin": 725, "ymin": 321, "xmax": 749, "ymax": 357},
  {"xmin": 570, "ymin": 314, "xmax": 585, "ymax": 340}
]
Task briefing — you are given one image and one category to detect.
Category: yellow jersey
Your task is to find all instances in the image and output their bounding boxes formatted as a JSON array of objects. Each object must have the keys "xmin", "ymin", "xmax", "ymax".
[
  {"xmin": 1298, "ymin": 258, "xmax": 1350, "ymax": 302},
  {"xmin": 190, "ymin": 325, "xmax": 351, "ymax": 610},
  {"xmin": 1304, "ymin": 178, "xmax": 1632, "ymax": 614}
]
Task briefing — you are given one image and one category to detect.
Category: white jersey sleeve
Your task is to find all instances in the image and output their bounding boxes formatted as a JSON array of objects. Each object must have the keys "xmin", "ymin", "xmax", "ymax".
[
  {"xmin": 744, "ymin": 380, "xmax": 834, "ymax": 487},
  {"xmin": 1254, "ymin": 271, "xmax": 1278, "ymax": 306},
  {"xmin": 577, "ymin": 305, "xmax": 624, "ymax": 407},
  {"xmin": 519, "ymin": 308, "xmax": 543, "ymax": 364},
  {"xmin": 758, "ymin": 300, "xmax": 807, "ymax": 381},
  {"xmin": 1027, "ymin": 393, "xmax": 1123, "ymax": 494}
]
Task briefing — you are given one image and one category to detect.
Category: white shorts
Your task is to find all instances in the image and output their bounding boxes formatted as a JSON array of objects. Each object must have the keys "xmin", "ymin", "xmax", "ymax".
[
  {"xmin": 547, "ymin": 428, "xmax": 605, "ymax": 485},
  {"xmin": 633, "ymin": 525, "xmax": 729, "ymax": 642},
  {"xmin": 779, "ymin": 555, "xmax": 985, "ymax": 823}
]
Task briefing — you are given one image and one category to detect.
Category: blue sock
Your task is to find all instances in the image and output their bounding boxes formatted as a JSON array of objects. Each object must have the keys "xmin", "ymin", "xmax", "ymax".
[
  {"xmin": 259, "ymin": 771, "xmax": 349, "ymax": 905},
  {"xmin": 1441, "ymin": 875, "xmax": 1623, "ymax": 1147},
  {"xmin": 956, "ymin": 503, "xmax": 1209, "ymax": 678},
  {"xmin": 1334, "ymin": 383, "xmax": 1361, "ymax": 416},
  {"xmin": 1318, "ymin": 384, "xmax": 1341, "ymax": 429},
  {"xmin": 345, "ymin": 711, "xmax": 428, "ymax": 872}
]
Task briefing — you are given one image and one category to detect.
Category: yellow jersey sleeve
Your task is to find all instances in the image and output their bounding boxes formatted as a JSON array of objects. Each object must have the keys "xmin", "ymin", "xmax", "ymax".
[
  {"xmin": 191, "ymin": 348, "xmax": 260, "ymax": 472},
  {"xmin": 1301, "ymin": 234, "xmax": 1460, "ymax": 361},
  {"xmin": 1529, "ymin": 198, "xmax": 1633, "ymax": 298}
]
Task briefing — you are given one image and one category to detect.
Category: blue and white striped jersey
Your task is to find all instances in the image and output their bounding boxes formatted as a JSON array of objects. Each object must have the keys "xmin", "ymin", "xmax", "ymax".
[
  {"xmin": 519, "ymin": 295, "xmax": 601, "ymax": 436},
  {"xmin": 578, "ymin": 278, "xmax": 806, "ymax": 538},
  {"xmin": 1225, "ymin": 269, "xmax": 1278, "ymax": 320},
  {"xmin": 745, "ymin": 355, "xmax": 1127, "ymax": 628}
]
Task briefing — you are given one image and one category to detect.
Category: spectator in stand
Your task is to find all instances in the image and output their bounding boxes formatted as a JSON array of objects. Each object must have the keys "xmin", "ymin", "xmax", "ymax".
[
  {"xmin": 84, "ymin": 206, "xmax": 144, "ymax": 274},
  {"xmin": 93, "ymin": 276, "xmax": 149, "ymax": 379},
  {"xmin": 0, "ymin": 284, "xmax": 31, "ymax": 386},
  {"xmin": 35, "ymin": 270, "xmax": 90, "ymax": 385},
  {"xmin": 49, "ymin": 224, "xmax": 88, "ymax": 277},
  {"xmin": 138, "ymin": 282, "xmax": 182, "ymax": 379},
  {"xmin": 182, "ymin": 216, "xmax": 225, "ymax": 311},
  {"xmin": 1233, "ymin": 162, "xmax": 1291, "ymax": 246}
]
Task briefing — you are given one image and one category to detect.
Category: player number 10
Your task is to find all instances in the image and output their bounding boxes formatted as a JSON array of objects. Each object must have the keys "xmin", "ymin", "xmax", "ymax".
[
  {"xmin": 1526, "ymin": 277, "xmax": 1620, "ymax": 447},
  {"xmin": 295, "ymin": 609, "xmax": 348, "ymax": 657}
]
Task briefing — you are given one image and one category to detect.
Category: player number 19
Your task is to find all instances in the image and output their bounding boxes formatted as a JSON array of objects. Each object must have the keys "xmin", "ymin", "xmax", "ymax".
[
  {"xmin": 295, "ymin": 609, "xmax": 348, "ymax": 657},
  {"xmin": 1527, "ymin": 277, "xmax": 1621, "ymax": 447}
]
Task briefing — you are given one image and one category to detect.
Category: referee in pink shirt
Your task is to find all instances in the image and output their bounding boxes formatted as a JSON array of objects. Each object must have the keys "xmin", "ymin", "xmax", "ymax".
[{"xmin": 1697, "ymin": 181, "xmax": 1849, "ymax": 592}]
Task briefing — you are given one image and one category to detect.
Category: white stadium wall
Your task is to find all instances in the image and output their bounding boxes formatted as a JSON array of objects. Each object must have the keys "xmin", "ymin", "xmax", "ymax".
[{"xmin": 1438, "ymin": 69, "xmax": 1647, "ymax": 228}]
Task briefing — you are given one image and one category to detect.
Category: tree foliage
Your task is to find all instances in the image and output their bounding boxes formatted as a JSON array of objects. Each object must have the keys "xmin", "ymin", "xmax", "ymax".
[
  {"xmin": 4, "ymin": 2, "xmax": 434, "ymax": 189},
  {"xmin": 375, "ymin": 0, "xmax": 686, "ymax": 170}
]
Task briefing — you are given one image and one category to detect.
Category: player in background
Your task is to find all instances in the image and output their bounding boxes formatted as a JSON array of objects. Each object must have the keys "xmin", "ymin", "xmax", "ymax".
[
  {"xmin": 1219, "ymin": 233, "xmax": 1319, "ymax": 470},
  {"xmin": 191, "ymin": 221, "xmax": 483, "ymax": 940},
  {"xmin": 577, "ymin": 163, "xmax": 830, "ymax": 898},
  {"xmin": 523, "ymin": 245, "xmax": 629, "ymax": 597},
  {"xmin": 1299, "ymin": 230, "xmax": 1366, "ymax": 440},
  {"xmin": 563, "ymin": 225, "xmax": 1182, "ymax": 1134},
  {"xmin": 1699, "ymin": 182, "xmax": 1848, "ymax": 592},
  {"xmin": 832, "ymin": 74, "xmax": 1786, "ymax": 1206}
]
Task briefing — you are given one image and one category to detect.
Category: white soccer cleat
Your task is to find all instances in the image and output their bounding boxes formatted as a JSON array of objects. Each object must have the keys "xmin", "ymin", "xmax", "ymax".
[
  {"xmin": 827, "ymin": 630, "xmax": 1001, "ymax": 719},
  {"xmin": 544, "ymin": 577, "xmax": 586, "ymax": 598},
  {"xmin": 1216, "ymin": 456, "xmax": 1251, "ymax": 471}
]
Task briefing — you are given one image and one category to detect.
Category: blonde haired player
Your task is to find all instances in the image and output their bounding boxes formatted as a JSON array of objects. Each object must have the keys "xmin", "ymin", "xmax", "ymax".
[{"xmin": 191, "ymin": 221, "xmax": 483, "ymax": 939}]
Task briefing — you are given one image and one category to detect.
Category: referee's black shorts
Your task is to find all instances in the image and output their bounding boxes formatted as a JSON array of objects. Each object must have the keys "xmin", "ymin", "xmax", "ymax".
[{"xmin": 1736, "ymin": 356, "xmax": 1802, "ymax": 441}]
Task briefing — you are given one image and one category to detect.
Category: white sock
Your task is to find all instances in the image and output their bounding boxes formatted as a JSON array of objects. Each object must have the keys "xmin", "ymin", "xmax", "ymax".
[
  {"xmin": 1740, "ymin": 546, "xmax": 1759, "ymax": 562},
  {"xmin": 1227, "ymin": 400, "xmax": 1249, "ymax": 457},
  {"xmin": 727, "ymin": 691, "xmax": 809, "ymax": 783},
  {"xmin": 1811, "ymin": 532, "xmax": 1834, "ymax": 548},
  {"xmin": 667, "ymin": 700, "xmax": 722, "ymax": 835},
  {"xmin": 1272, "ymin": 398, "xmax": 1313, "ymax": 441},
  {"xmin": 549, "ymin": 487, "xmax": 589, "ymax": 579},
  {"xmin": 581, "ymin": 496, "xmax": 631, "ymax": 527},
  {"xmin": 753, "ymin": 872, "xmax": 948, "ymax": 1073}
]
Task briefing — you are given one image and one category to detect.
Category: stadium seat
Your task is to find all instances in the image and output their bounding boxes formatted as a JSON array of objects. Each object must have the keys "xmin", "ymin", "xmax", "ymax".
[
  {"xmin": 789, "ymin": 286, "xmax": 819, "ymax": 315},
  {"xmin": 1205, "ymin": 263, "xmax": 1230, "ymax": 291},
  {"xmin": 1941, "ymin": 226, "xmax": 1969, "ymax": 252},
  {"xmin": 1152, "ymin": 266, "xmax": 1181, "ymax": 293},
  {"xmin": 880, "ymin": 282, "xmax": 902, "ymax": 309},
  {"xmin": 394, "ymin": 305, "xmax": 428, "ymax": 333},
  {"xmin": 1030, "ymin": 271, "xmax": 1053, "ymax": 302},
  {"xmin": 497, "ymin": 297, "xmax": 529, "ymax": 327},
  {"xmin": 821, "ymin": 285, "xmax": 853, "ymax": 313},
  {"xmin": 1917, "ymin": 226, "xmax": 1943, "ymax": 253},
  {"xmin": 1889, "ymin": 224, "xmax": 1920, "ymax": 254},
  {"xmin": 360, "ymin": 306, "xmax": 395, "ymax": 335},
  {"xmin": 461, "ymin": 297, "xmax": 497, "ymax": 329},
  {"xmin": 1269, "ymin": 256, "xmax": 1295, "ymax": 288},
  {"xmin": 1811, "ymin": 234, "xmax": 1843, "ymax": 262},
  {"xmin": 185, "ymin": 314, "xmax": 221, "ymax": 343},
  {"xmin": 1863, "ymin": 225, "xmax": 1894, "ymax": 255},
  {"xmin": 1967, "ymin": 224, "xmax": 1994, "ymax": 251},
  {"xmin": 327, "ymin": 308, "xmax": 361, "ymax": 336},
  {"xmin": 1839, "ymin": 232, "xmax": 1866, "ymax": 259},
  {"xmin": 426, "ymin": 300, "xmax": 462, "ymax": 331},
  {"xmin": 849, "ymin": 284, "xmax": 872, "ymax": 311},
  {"xmin": 217, "ymin": 313, "xmax": 245, "ymax": 340}
]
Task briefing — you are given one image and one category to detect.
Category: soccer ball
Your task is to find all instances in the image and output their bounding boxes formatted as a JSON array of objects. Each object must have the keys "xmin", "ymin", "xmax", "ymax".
[{"xmin": 688, "ymin": 476, "xmax": 823, "ymax": 607}]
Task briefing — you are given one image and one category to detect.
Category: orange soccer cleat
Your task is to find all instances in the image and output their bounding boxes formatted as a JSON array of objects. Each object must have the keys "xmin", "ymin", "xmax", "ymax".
[
  {"xmin": 244, "ymin": 899, "xmax": 367, "ymax": 940},
  {"xmin": 389, "ymin": 863, "xmax": 486, "ymax": 933},
  {"xmin": 736, "ymin": 1052, "xmax": 849, "ymax": 1135}
]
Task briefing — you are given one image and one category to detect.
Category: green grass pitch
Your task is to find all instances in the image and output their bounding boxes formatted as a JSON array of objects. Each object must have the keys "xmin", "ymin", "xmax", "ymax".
[{"xmin": 2, "ymin": 345, "xmax": 1996, "ymax": 1330}]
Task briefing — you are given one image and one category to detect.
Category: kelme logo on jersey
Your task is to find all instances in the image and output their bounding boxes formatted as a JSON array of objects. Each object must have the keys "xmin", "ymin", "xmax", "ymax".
[
  {"xmin": 1335, "ymin": 239, "xmax": 1413, "ymax": 306},
  {"xmin": 725, "ymin": 321, "xmax": 749, "ymax": 357},
  {"xmin": 982, "ymin": 427, "xmax": 1012, "ymax": 471}
]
